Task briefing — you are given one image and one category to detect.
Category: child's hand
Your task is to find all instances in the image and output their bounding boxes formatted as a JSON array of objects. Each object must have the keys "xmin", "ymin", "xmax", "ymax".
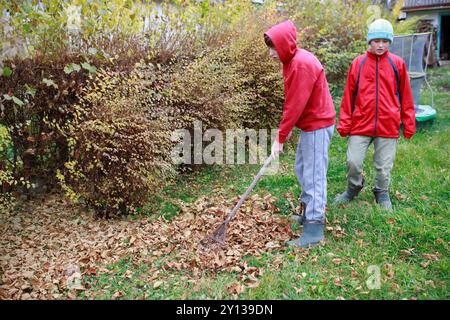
[
  {"xmin": 271, "ymin": 140, "xmax": 284, "ymax": 157},
  {"xmin": 403, "ymin": 130, "xmax": 413, "ymax": 140}
]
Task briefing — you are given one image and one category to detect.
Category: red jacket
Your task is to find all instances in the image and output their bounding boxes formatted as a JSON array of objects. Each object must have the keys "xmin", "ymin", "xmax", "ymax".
[
  {"xmin": 337, "ymin": 50, "xmax": 415, "ymax": 139},
  {"xmin": 265, "ymin": 20, "xmax": 336, "ymax": 144}
]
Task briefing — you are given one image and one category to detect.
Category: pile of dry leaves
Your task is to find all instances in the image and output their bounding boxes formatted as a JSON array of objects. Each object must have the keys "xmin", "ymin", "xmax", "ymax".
[{"xmin": 0, "ymin": 192, "xmax": 295, "ymax": 299}]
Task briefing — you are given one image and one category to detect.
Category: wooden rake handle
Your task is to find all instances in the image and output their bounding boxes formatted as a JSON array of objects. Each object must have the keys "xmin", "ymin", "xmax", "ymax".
[{"xmin": 224, "ymin": 154, "xmax": 275, "ymax": 224}]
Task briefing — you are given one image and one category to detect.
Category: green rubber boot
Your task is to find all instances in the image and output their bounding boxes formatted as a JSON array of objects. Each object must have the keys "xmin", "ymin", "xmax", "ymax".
[
  {"xmin": 334, "ymin": 180, "xmax": 364, "ymax": 205},
  {"xmin": 286, "ymin": 223, "xmax": 324, "ymax": 248},
  {"xmin": 374, "ymin": 189, "xmax": 393, "ymax": 211}
]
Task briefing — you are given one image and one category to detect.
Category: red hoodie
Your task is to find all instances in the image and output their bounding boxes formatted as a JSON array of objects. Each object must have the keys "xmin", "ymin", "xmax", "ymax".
[
  {"xmin": 265, "ymin": 20, "xmax": 336, "ymax": 144},
  {"xmin": 337, "ymin": 50, "xmax": 415, "ymax": 139}
]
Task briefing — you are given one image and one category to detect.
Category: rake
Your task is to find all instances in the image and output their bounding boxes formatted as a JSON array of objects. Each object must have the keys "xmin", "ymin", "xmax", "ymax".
[{"xmin": 202, "ymin": 154, "xmax": 275, "ymax": 249}]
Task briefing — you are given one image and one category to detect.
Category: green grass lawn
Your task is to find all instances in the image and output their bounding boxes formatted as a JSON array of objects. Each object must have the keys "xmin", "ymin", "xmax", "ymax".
[{"xmin": 81, "ymin": 67, "xmax": 449, "ymax": 300}]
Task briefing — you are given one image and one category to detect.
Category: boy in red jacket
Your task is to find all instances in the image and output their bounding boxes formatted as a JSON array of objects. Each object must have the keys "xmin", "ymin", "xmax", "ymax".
[
  {"xmin": 264, "ymin": 20, "xmax": 336, "ymax": 248},
  {"xmin": 335, "ymin": 19, "xmax": 415, "ymax": 210}
]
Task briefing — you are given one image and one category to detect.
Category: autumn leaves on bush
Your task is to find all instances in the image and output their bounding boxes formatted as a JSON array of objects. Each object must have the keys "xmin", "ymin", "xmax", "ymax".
[{"xmin": 0, "ymin": 0, "xmax": 371, "ymax": 215}]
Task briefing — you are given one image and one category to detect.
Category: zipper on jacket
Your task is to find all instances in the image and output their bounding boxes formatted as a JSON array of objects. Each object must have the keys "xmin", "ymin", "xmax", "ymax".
[{"xmin": 374, "ymin": 56, "xmax": 379, "ymax": 136}]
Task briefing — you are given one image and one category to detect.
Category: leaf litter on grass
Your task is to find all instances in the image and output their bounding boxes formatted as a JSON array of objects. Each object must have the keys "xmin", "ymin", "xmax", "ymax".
[{"xmin": 0, "ymin": 192, "xmax": 295, "ymax": 299}]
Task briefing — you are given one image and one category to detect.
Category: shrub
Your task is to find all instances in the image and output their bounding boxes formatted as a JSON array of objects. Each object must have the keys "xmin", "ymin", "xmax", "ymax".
[
  {"xmin": 0, "ymin": 0, "xmax": 193, "ymax": 197},
  {"xmin": 0, "ymin": 124, "xmax": 14, "ymax": 206},
  {"xmin": 58, "ymin": 68, "xmax": 175, "ymax": 216},
  {"xmin": 0, "ymin": 51, "xmax": 95, "ymax": 197},
  {"xmin": 225, "ymin": 7, "xmax": 285, "ymax": 129},
  {"xmin": 281, "ymin": 0, "xmax": 370, "ymax": 93}
]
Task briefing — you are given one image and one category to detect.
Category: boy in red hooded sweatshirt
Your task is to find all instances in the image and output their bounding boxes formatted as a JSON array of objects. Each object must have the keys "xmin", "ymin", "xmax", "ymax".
[
  {"xmin": 264, "ymin": 20, "xmax": 336, "ymax": 248},
  {"xmin": 334, "ymin": 19, "xmax": 415, "ymax": 210}
]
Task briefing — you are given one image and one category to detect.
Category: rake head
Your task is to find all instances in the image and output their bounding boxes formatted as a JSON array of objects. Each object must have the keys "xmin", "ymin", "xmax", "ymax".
[
  {"xmin": 199, "ymin": 155, "xmax": 273, "ymax": 251},
  {"xmin": 199, "ymin": 220, "xmax": 229, "ymax": 251}
]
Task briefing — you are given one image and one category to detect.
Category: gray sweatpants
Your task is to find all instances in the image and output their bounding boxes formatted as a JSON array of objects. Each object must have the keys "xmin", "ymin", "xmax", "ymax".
[
  {"xmin": 346, "ymin": 135, "xmax": 398, "ymax": 191},
  {"xmin": 294, "ymin": 125, "xmax": 334, "ymax": 223}
]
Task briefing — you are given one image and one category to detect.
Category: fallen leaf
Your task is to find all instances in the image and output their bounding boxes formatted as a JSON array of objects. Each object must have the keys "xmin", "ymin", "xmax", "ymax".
[
  {"xmin": 384, "ymin": 264, "xmax": 395, "ymax": 279},
  {"xmin": 86, "ymin": 267, "xmax": 97, "ymax": 276},
  {"xmin": 395, "ymin": 191, "xmax": 407, "ymax": 201},
  {"xmin": 230, "ymin": 266, "xmax": 242, "ymax": 273},
  {"xmin": 245, "ymin": 279, "xmax": 260, "ymax": 289},
  {"xmin": 422, "ymin": 253, "xmax": 440, "ymax": 261},
  {"xmin": 333, "ymin": 278, "xmax": 343, "ymax": 287},
  {"xmin": 294, "ymin": 286, "xmax": 303, "ymax": 294},
  {"xmin": 400, "ymin": 248, "xmax": 414, "ymax": 257},
  {"xmin": 124, "ymin": 270, "xmax": 133, "ymax": 279},
  {"xmin": 226, "ymin": 282, "xmax": 245, "ymax": 295},
  {"xmin": 391, "ymin": 283, "xmax": 399, "ymax": 290},
  {"xmin": 265, "ymin": 241, "xmax": 279, "ymax": 249},
  {"xmin": 332, "ymin": 258, "xmax": 342, "ymax": 265}
]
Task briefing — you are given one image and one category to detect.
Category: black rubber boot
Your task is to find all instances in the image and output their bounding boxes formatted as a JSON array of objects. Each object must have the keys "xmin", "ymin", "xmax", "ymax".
[
  {"xmin": 333, "ymin": 179, "xmax": 364, "ymax": 205},
  {"xmin": 374, "ymin": 189, "xmax": 393, "ymax": 211},
  {"xmin": 286, "ymin": 223, "xmax": 324, "ymax": 248}
]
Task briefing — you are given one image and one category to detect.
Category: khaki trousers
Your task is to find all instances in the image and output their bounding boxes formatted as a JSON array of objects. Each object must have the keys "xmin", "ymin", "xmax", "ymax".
[{"xmin": 346, "ymin": 135, "xmax": 398, "ymax": 191}]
